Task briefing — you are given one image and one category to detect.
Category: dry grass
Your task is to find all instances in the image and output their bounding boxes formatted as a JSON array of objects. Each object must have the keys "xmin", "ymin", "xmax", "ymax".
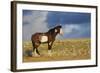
[{"xmin": 23, "ymin": 38, "xmax": 91, "ymax": 62}]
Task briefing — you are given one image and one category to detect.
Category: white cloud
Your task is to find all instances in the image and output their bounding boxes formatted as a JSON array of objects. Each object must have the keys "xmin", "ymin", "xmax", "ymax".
[
  {"xmin": 23, "ymin": 11, "xmax": 48, "ymax": 41},
  {"xmin": 56, "ymin": 24, "xmax": 81, "ymax": 39},
  {"xmin": 31, "ymin": 11, "xmax": 48, "ymax": 33},
  {"xmin": 63, "ymin": 24, "xmax": 80, "ymax": 34}
]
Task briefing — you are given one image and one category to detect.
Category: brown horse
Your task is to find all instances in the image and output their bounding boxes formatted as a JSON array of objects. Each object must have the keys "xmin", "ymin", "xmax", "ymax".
[{"xmin": 31, "ymin": 25, "xmax": 63, "ymax": 56}]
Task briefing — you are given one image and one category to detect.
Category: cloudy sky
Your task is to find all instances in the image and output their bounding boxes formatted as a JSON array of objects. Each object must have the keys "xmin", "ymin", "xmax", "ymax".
[{"xmin": 22, "ymin": 10, "xmax": 91, "ymax": 41}]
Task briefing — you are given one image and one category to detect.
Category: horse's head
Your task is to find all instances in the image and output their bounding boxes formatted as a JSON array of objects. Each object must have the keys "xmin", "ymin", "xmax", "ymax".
[{"xmin": 54, "ymin": 25, "xmax": 63, "ymax": 35}]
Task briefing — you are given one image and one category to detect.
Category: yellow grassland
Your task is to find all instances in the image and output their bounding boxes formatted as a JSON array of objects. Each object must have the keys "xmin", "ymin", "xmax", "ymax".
[{"xmin": 23, "ymin": 38, "xmax": 91, "ymax": 62}]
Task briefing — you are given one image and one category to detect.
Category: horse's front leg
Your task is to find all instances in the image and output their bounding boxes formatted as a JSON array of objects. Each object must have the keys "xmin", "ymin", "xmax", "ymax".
[{"xmin": 48, "ymin": 41, "xmax": 54, "ymax": 56}]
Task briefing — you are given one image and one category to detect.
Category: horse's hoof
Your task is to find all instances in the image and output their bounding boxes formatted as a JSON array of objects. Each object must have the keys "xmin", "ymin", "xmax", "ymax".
[
  {"xmin": 37, "ymin": 55, "xmax": 41, "ymax": 57},
  {"xmin": 32, "ymin": 53, "xmax": 40, "ymax": 57},
  {"xmin": 34, "ymin": 55, "xmax": 41, "ymax": 57}
]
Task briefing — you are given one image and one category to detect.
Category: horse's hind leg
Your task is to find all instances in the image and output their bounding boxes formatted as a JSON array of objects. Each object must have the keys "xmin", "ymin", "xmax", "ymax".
[
  {"xmin": 32, "ymin": 42, "xmax": 40, "ymax": 56},
  {"xmin": 31, "ymin": 43, "xmax": 34, "ymax": 56},
  {"xmin": 31, "ymin": 41, "xmax": 37, "ymax": 56},
  {"xmin": 35, "ymin": 42, "xmax": 41, "ymax": 56},
  {"xmin": 32, "ymin": 48, "xmax": 40, "ymax": 57},
  {"xmin": 32, "ymin": 47, "xmax": 36, "ymax": 57},
  {"xmin": 36, "ymin": 48, "xmax": 40, "ymax": 55}
]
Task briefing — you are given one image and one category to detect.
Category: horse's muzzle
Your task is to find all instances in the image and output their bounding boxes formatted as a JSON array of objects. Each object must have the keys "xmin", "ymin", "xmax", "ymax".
[{"xmin": 60, "ymin": 29, "xmax": 63, "ymax": 35}]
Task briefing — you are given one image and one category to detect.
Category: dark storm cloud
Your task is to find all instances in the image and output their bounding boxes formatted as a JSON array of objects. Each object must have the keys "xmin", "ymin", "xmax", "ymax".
[{"xmin": 46, "ymin": 11, "xmax": 91, "ymax": 27}]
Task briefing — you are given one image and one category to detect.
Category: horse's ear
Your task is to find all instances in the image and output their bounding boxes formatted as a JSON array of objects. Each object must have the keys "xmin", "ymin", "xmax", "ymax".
[{"xmin": 55, "ymin": 29, "xmax": 57, "ymax": 32}]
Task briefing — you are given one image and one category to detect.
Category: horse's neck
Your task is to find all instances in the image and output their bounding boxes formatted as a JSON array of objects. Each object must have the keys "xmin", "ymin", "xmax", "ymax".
[{"xmin": 48, "ymin": 30, "xmax": 58, "ymax": 37}]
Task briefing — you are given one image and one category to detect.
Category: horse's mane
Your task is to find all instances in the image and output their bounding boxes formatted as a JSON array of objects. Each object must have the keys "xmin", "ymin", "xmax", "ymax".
[{"xmin": 48, "ymin": 25, "xmax": 62, "ymax": 33}]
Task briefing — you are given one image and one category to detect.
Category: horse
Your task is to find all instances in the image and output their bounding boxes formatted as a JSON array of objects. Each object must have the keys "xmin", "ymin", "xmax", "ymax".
[{"xmin": 31, "ymin": 25, "xmax": 63, "ymax": 56}]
